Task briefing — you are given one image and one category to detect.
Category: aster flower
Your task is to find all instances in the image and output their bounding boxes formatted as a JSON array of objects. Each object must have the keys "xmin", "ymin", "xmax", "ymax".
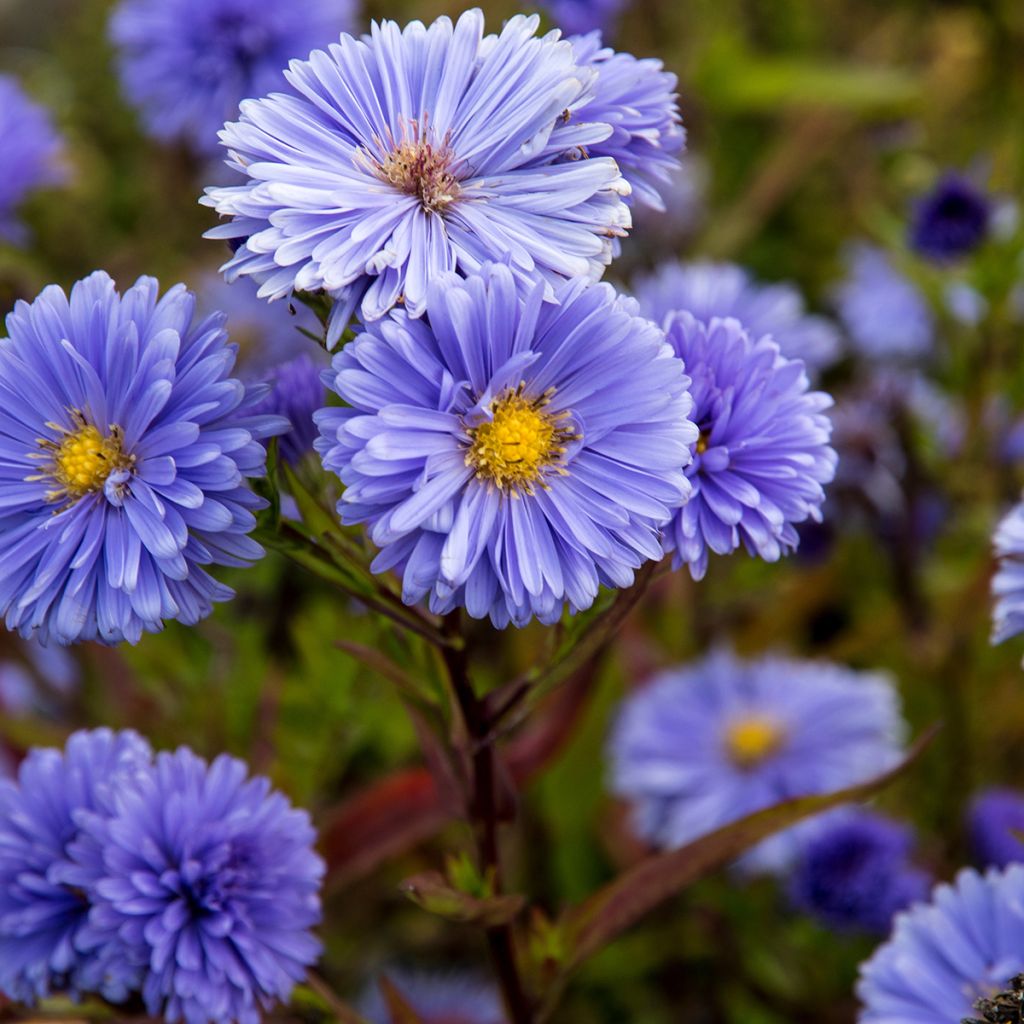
[
  {"xmin": 835, "ymin": 244, "xmax": 933, "ymax": 359},
  {"xmin": 251, "ymin": 353, "xmax": 325, "ymax": 465},
  {"xmin": 0, "ymin": 271, "xmax": 287, "ymax": 645},
  {"xmin": 109, "ymin": 0, "xmax": 355, "ymax": 154},
  {"xmin": 0, "ymin": 728, "xmax": 152, "ymax": 1003},
  {"xmin": 857, "ymin": 866, "xmax": 1024, "ymax": 1024},
  {"xmin": 72, "ymin": 746, "xmax": 324, "ymax": 1024},
  {"xmin": 202, "ymin": 9, "xmax": 632, "ymax": 345},
  {"xmin": 968, "ymin": 789, "xmax": 1024, "ymax": 869},
  {"xmin": 660, "ymin": 313, "xmax": 836, "ymax": 581},
  {"xmin": 608, "ymin": 649, "xmax": 905, "ymax": 874},
  {"xmin": 633, "ymin": 260, "xmax": 841, "ymax": 371},
  {"xmin": 315, "ymin": 263, "xmax": 696, "ymax": 628},
  {"xmin": 359, "ymin": 970, "xmax": 506, "ymax": 1024},
  {"xmin": 538, "ymin": 0, "xmax": 626, "ymax": 36},
  {"xmin": 0, "ymin": 75, "xmax": 65, "ymax": 243},
  {"xmin": 909, "ymin": 172, "xmax": 991, "ymax": 263},
  {"xmin": 569, "ymin": 32, "xmax": 684, "ymax": 211},
  {"xmin": 788, "ymin": 810, "xmax": 931, "ymax": 934},
  {"xmin": 992, "ymin": 503, "xmax": 1024, "ymax": 645}
]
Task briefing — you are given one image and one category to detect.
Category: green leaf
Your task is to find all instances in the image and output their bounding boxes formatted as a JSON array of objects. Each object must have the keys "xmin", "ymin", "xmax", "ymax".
[{"xmin": 399, "ymin": 869, "xmax": 525, "ymax": 927}]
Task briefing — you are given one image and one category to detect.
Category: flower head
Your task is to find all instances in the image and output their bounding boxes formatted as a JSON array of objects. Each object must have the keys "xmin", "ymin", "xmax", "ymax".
[
  {"xmin": 857, "ymin": 867, "xmax": 1024, "ymax": 1024},
  {"xmin": 909, "ymin": 172, "xmax": 991, "ymax": 263},
  {"xmin": 315, "ymin": 263, "xmax": 696, "ymax": 627},
  {"xmin": 110, "ymin": 0, "xmax": 355, "ymax": 153},
  {"xmin": 661, "ymin": 313, "xmax": 836, "ymax": 580},
  {"xmin": 359, "ymin": 971, "xmax": 506, "ymax": 1024},
  {"xmin": 788, "ymin": 810, "xmax": 931, "ymax": 934},
  {"xmin": 0, "ymin": 729, "xmax": 151, "ymax": 1003},
  {"xmin": 968, "ymin": 789, "xmax": 1024, "ymax": 869},
  {"xmin": 74, "ymin": 747, "xmax": 324, "ymax": 1024},
  {"xmin": 992, "ymin": 503, "xmax": 1024, "ymax": 645},
  {"xmin": 634, "ymin": 260, "xmax": 840, "ymax": 371},
  {"xmin": 539, "ymin": 0, "xmax": 627, "ymax": 36},
  {"xmin": 0, "ymin": 76, "xmax": 65, "ymax": 243},
  {"xmin": 0, "ymin": 272, "xmax": 287, "ymax": 645},
  {"xmin": 202, "ymin": 9, "xmax": 631, "ymax": 344},
  {"xmin": 250, "ymin": 354, "xmax": 325, "ymax": 466},
  {"xmin": 608, "ymin": 649, "xmax": 905, "ymax": 874},
  {"xmin": 569, "ymin": 32, "xmax": 684, "ymax": 211}
]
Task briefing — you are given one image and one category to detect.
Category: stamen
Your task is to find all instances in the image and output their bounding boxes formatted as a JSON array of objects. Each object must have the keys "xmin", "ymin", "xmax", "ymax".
[
  {"xmin": 724, "ymin": 715, "xmax": 786, "ymax": 769},
  {"xmin": 35, "ymin": 412, "xmax": 135, "ymax": 505}
]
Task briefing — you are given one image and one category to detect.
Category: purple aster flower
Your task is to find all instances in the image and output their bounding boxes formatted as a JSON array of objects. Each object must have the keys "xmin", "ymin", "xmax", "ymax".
[
  {"xmin": 0, "ymin": 272, "xmax": 288, "ymax": 646},
  {"xmin": 315, "ymin": 263, "xmax": 696, "ymax": 628},
  {"xmin": 633, "ymin": 260, "xmax": 841, "ymax": 371},
  {"xmin": 608, "ymin": 649, "xmax": 905, "ymax": 874},
  {"xmin": 909, "ymin": 172, "xmax": 991, "ymax": 263},
  {"xmin": 0, "ymin": 75, "xmax": 65, "ymax": 243},
  {"xmin": 835, "ymin": 244, "xmax": 933, "ymax": 359},
  {"xmin": 969, "ymin": 789, "xmax": 1024, "ymax": 869},
  {"xmin": 202, "ymin": 9, "xmax": 631, "ymax": 345},
  {"xmin": 857, "ymin": 866, "xmax": 1024, "ymax": 1024},
  {"xmin": 251, "ymin": 354, "xmax": 325, "ymax": 466},
  {"xmin": 72, "ymin": 746, "xmax": 324, "ymax": 1024},
  {"xmin": 788, "ymin": 810, "xmax": 931, "ymax": 935},
  {"xmin": 992, "ymin": 503, "xmax": 1024, "ymax": 645},
  {"xmin": 0, "ymin": 728, "xmax": 152, "ymax": 1003},
  {"xmin": 109, "ymin": 0, "xmax": 355, "ymax": 154},
  {"xmin": 537, "ymin": 0, "xmax": 626, "ymax": 36},
  {"xmin": 569, "ymin": 32, "xmax": 684, "ymax": 212},
  {"xmin": 359, "ymin": 971, "xmax": 505, "ymax": 1024},
  {"xmin": 660, "ymin": 313, "xmax": 836, "ymax": 581}
]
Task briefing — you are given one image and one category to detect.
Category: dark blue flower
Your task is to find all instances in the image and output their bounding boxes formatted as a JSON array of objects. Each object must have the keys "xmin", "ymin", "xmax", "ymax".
[
  {"xmin": 992, "ymin": 503, "xmax": 1024, "ymax": 645},
  {"xmin": 359, "ymin": 970, "xmax": 505, "ymax": 1024},
  {"xmin": 251, "ymin": 354, "xmax": 325, "ymax": 466},
  {"xmin": 968, "ymin": 789, "xmax": 1024, "ymax": 869},
  {"xmin": 909, "ymin": 172, "xmax": 991, "ymax": 263},
  {"xmin": 539, "ymin": 0, "xmax": 626, "ymax": 36},
  {"xmin": 0, "ymin": 272, "xmax": 288, "ymax": 645}
]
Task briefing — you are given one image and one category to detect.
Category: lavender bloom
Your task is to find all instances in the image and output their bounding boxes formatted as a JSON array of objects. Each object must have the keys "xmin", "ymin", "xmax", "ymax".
[
  {"xmin": 661, "ymin": 313, "xmax": 836, "ymax": 580},
  {"xmin": 634, "ymin": 260, "xmax": 841, "ymax": 371},
  {"xmin": 73, "ymin": 747, "xmax": 324, "ymax": 1024},
  {"xmin": 968, "ymin": 789, "xmax": 1024, "ymax": 868},
  {"xmin": 538, "ymin": 0, "xmax": 626, "ymax": 36},
  {"xmin": 835, "ymin": 244, "xmax": 933, "ymax": 359},
  {"xmin": 992, "ymin": 503, "xmax": 1024, "ymax": 645},
  {"xmin": 251, "ymin": 354, "xmax": 325, "ymax": 465},
  {"xmin": 0, "ymin": 76, "xmax": 65, "ymax": 242},
  {"xmin": 359, "ymin": 971, "xmax": 505, "ymax": 1024},
  {"xmin": 315, "ymin": 263, "xmax": 696, "ymax": 628},
  {"xmin": 857, "ymin": 867, "xmax": 1024, "ymax": 1024},
  {"xmin": 109, "ymin": 0, "xmax": 355, "ymax": 154},
  {"xmin": 909, "ymin": 172, "xmax": 991, "ymax": 263},
  {"xmin": 202, "ymin": 9, "xmax": 632, "ymax": 345},
  {"xmin": 608, "ymin": 649, "xmax": 905, "ymax": 874},
  {"xmin": 570, "ymin": 32, "xmax": 684, "ymax": 211},
  {"xmin": 0, "ymin": 729, "xmax": 151, "ymax": 1003},
  {"xmin": 789, "ymin": 810, "xmax": 931, "ymax": 934},
  {"xmin": 0, "ymin": 272, "xmax": 287, "ymax": 645}
]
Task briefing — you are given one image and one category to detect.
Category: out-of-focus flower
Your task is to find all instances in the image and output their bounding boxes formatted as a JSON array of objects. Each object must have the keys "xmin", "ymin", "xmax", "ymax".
[
  {"xmin": 992, "ymin": 503, "xmax": 1024, "ymax": 645},
  {"xmin": 628, "ymin": 155, "xmax": 707, "ymax": 247},
  {"xmin": 0, "ymin": 75, "xmax": 65, "ymax": 243},
  {"xmin": 909, "ymin": 172, "xmax": 991, "ymax": 263},
  {"xmin": 570, "ymin": 32, "xmax": 684, "ymax": 212},
  {"xmin": 608, "ymin": 649, "xmax": 905, "ymax": 874},
  {"xmin": 945, "ymin": 281, "xmax": 987, "ymax": 327},
  {"xmin": 0, "ymin": 729, "xmax": 151, "ymax": 1003},
  {"xmin": 857, "ymin": 867, "xmax": 1024, "ymax": 1024},
  {"xmin": 315, "ymin": 263, "xmax": 696, "ymax": 628},
  {"xmin": 203, "ymin": 10, "xmax": 633, "ymax": 344},
  {"xmin": 251, "ymin": 353, "xmax": 324, "ymax": 466},
  {"xmin": 788, "ymin": 810, "xmax": 931, "ymax": 934},
  {"xmin": 835, "ymin": 244, "xmax": 933, "ymax": 359},
  {"xmin": 634, "ymin": 260, "xmax": 841, "ymax": 371},
  {"xmin": 0, "ymin": 272, "xmax": 287, "ymax": 645},
  {"xmin": 0, "ymin": 639, "xmax": 78, "ymax": 716},
  {"xmin": 661, "ymin": 313, "xmax": 836, "ymax": 580},
  {"xmin": 537, "ymin": 0, "xmax": 626, "ymax": 37},
  {"xmin": 968, "ymin": 789, "xmax": 1024, "ymax": 868},
  {"xmin": 359, "ymin": 970, "xmax": 506, "ymax": 1024},
  {"xmin": 109, "ymin": 0, "xmax": 355, "ymax": 154},
  {"xmin": 72, "ymin": 746, "xmax": 324, "ymax": 1024}
]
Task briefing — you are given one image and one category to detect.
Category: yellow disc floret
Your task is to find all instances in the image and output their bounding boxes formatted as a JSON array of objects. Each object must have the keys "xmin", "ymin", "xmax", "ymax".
[
  {"xmin": 33, "ymin": 413, "xmax": 135, "ymax": 504},
  {"xmin": 724, "ymin": 715, "xmax": 786, "ymax": 769}
]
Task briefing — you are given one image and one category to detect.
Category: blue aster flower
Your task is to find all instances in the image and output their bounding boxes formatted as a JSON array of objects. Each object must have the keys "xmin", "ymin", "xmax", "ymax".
[
  {"xmin": 857, "ymin": 866, "xmax": 1024, "ymax": 1024},
  {"xmin": 315, "ymin": 263, "xmax": 696, "ymax": 628},
  {"xmin": 71, "ymin": 746, "xmax": 324, "ymax": 1024},
  {"xmin": 537, "ymin": 0, "xmax": 626, "ymax": 36},
  {"xmin": 109, "ymin": 0, "xmax": 355, "ymax": 154},
  {"xmin": 633, "ymin": 260, "xmax": 841, "ymax": 371},
  {"xmin": 0, "ymin": 75, "xmax": 65, "ymax": 243},
  {"xmin": 0, "ymin": 271, "xmax": 288, "ymax": 646},
  {"xmin": 569, "ymin": 32, "xmax": 684, "ymax": 212},
  {"xmin": 968, "ymin": 789, "xmax": 1024, "ymax": 869},
  {"xmin": 251, "ymin": 354, "xmax": 325, "ymax": 466},
  {"xmin": 359, "ymin": 970, "xmax": 505, "ymax": 1024},
  {"xmin": 992, "ymin": 503, "xmax": 1024, "ymax": 645},
  {"xmin": 660, "ymin": 313, "xmax": 836, "ymax": 580},
  {"xmin": 202, "ymin": 9, "xmax": 632, "ymax": 345},
  {"xmin": 909, "ymin": 172, "xmax": 991, "ymax": 263},
  {"xmin": 835, "ymin": 244, "xmax": 933, "ymax": 359},
  {"xmin": 788, "ymin": 810, "xmax": 931, "ymax": 935},
  {"xmin": 0, "ymin": 728, "xmax": 152, "ymax": 1003},
  {"xmin": 608, "ymin": 649, "xmax": 906, "ymax": 874}
]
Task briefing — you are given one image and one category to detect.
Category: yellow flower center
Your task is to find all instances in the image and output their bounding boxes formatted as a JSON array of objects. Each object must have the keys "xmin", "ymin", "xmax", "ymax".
[
  {"xmin": 696, "ymin": 431, "xmax": 710, "ymax": 454},
  {"xmin": 724, "ymin": 715, "xmax": 786, "ymax": 768},
  {"xmin": 362, "ymin": 118, "xmax": 461, "ymax": 214},
  {"xmin": 465, "ymin": 390, "xmax": 578, "ymax": 493},
  {"xmin": 34, "ymin": 416, "xmax": 135, "ymax": 503}
]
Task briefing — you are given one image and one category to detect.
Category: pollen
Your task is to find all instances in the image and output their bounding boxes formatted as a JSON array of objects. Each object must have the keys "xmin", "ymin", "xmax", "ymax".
[
  {"xmin": 724, "ymin": 715, "xmax": 786, "ymax": 769},
  {"xmin": 34, "ymin": 414, "xmax": 135, "ymax": 503},
  {"xmin": 696, "ymin": 430, "xmax": 710, "ymax": 455},
  {"xmin": 365, "ymin": 117, "xmax": 461, "ymax": 214},
  {"xmin": 466, "ymin": 389, "xmax": 578, "ymax": 493}
]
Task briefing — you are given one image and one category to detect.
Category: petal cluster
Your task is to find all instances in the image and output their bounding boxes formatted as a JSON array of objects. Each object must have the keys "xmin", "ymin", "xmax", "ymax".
[
  {"xmin": 909, "ymin": 172, "xmax": 991, "ymax": 263},
  {"xmin": 968, "ymin": 788, "xmax": 1024, "ymax": 868},
  {"xmin": 992, "ymin": 503, "xmax": 1024, "ymax": 645}
]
